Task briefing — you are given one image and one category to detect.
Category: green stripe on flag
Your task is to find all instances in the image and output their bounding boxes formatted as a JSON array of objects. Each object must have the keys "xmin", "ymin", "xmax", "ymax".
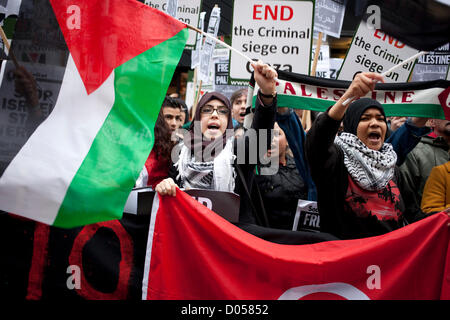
[
  {"xmin": 253, "ymin": 95, "xmax": 446, "ymax": 119},
  {"xmin": 54, "ymin": 29, "xmax": 188, "ymax": 228}
]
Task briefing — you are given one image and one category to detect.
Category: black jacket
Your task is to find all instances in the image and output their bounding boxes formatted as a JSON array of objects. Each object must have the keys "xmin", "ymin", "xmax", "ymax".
[
  {"xmin": 305, "ymin": 111, "xmax": 415, "ymax": 240},
  {"xmin": 255, "ymin": 155, "xmax": 307, "ymax": 230},
  {"xmin": 169, "ymin": 94, "xmax": 277, "ymax": 225}
]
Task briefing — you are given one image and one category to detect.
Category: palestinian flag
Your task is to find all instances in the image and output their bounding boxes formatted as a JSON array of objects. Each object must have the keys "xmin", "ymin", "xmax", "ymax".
[
  {"xmin": 251, "ymin": 70, "xmax": 450, "ymax": 120},
  {"xmin": 143, "ymin": 190, "xmax": 450, "ymax": 300},
  {"xmin": 0, "ymin": 0, "xmax": 188, "ymax": 227}
]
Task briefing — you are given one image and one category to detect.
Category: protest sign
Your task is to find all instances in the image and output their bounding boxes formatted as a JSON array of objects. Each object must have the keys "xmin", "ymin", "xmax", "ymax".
[
  {"xmin": 292, "ymin": 200, "xmax": 320, "ymax": 232},
  {"xmin": 125, "ymin": 188, "xmax": 241, "ymax": 223},
  {"xmin": 311, "ymin": 43, "xmax": 330, "ymax": 78},
  {"xmin": 411, "ymin": 43, "xmax": 450, "ymax": 82},
  {"xmin": 314, "ymin": 0, "xmax": 346, "ymax": 38},
  {"xmin": 0, "ymin": 61, "xmax": 64, "ymax": 174},
  {"xmin": 190, "ymin": 11, "xmax": 205, "ymax": 69},
  {"xmin": 329, "ymin": 57, "xmax": 343, "ymax": 79},
  {"xmin": 198, "ymin": 5, "xmax": 220, "ymax": 84},
  {"xmin": 143, "ymin": 0, "xmax": 202, "ymax": 48},
  {"xmin": 338, "ymin": 20, "xmax": 420, "ymax": 82},
  {"xmin": 230, "ymin": 0, "xmax": 313, "ymax": 85}
]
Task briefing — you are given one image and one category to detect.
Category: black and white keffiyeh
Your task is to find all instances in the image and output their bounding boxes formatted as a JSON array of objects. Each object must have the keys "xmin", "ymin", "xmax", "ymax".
[
  {"xmin": 334, "ymin": 132, "xmax": 397, "ymax": 191},
  {"xmin": 175, "ymin": 137, "xmax": 236, "ymax": 192}
]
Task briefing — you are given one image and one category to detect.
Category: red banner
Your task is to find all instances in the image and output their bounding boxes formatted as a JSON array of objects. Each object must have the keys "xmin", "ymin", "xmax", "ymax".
[{"xmin": 144, "ymin": 190, "xmax": 450, "ymax": 300}]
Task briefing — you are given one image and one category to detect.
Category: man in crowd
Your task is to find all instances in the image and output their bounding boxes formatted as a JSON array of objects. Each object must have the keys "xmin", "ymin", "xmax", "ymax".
[
  {"xmin": 399, "ymin": 118, "xmax": 450, "ymax": 215},
  {"xmin": 161, "ymin": 96, "xmax": 183, "ymax": 134},
  {"xmin": 230, "ymin": 88, "xmax": 247, "ymax": 128}
]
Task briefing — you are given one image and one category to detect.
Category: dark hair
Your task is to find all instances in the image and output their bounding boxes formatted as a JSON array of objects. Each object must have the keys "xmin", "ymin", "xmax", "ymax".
[
  {"xmin": 153, "ymin": 96, "xmax": 178, "ymax": 160},
  {"xmin": 174, "ymin": 97, "xmax": 189, "ymax": 125},
  {"xmin": 162, "ymin": 96, "xmax": 182, "ymax": 110},
  {"xmin": 230, "ymin": 88, "xmax": 248, "ymax": 106}
]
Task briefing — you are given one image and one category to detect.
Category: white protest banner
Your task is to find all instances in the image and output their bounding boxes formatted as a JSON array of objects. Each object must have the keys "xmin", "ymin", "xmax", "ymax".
[
  {"xmin": 329, "ymin": 58, "xmax": 343, "ymax": 79},
  {"xmin": 230, "ymin": 0, "xmax": 313, "ymax": 85},
  {"xmin": 190, "ymin": 11, "xmax": 205, "ymax": 69},
  {"xmin": 411, "ymin": 43, "xmax": 450, "ymax": 82},
  {"xmin": 311, "ymin": 43, "xmax": 330, "ymax": 78},
  {"xmin": 314, "ymin": 0, "xmax": 346, "ymax": 38},
  {"xmin": 338, "ymin": 20, "xmax": 420, "ymax": 82},
  {"xmin": 144, "ymin": 0, "xmax": 202, "ymax": 48},
  {"xmin": 0, "ymin": 61, "xmax": 64, "ymax": 166},
  {"xmin": 198, "ymin": 6, "xmax": 220, "ymax": 84},
  {"xmin": 292, "ymin": 200, "xmax": 319, "ymax": 232}
]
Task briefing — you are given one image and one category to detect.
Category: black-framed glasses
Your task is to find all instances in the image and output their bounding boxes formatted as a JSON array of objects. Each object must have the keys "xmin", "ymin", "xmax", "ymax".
[{"xmin": 200, "ymin": 105, "xmax": 230, "ymax": 116}]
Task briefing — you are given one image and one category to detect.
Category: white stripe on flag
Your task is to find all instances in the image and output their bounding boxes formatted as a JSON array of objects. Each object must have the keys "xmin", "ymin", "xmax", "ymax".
[
  {"xmin": 142, "ymin": 194, "xmax": 160, "ymax": 300},
  {"xmin": 0, "ymin": 55, "xmax": 115, "ymax": 225}
]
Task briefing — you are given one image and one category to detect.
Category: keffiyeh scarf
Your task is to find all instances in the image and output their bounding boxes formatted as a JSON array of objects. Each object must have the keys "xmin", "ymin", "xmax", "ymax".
[
  {"xmin": 175, "ymin": 137, "xmax": 236, "ymax": 192},
  {"xmin": 334, "ymin": 132, "xmax": 397, "ymax": 191}
]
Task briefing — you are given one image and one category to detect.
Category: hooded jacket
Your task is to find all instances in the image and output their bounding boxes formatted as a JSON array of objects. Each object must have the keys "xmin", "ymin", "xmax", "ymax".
[{"xmin": 399, "ymin": 134, "xmax": 449, "ymax": 215}]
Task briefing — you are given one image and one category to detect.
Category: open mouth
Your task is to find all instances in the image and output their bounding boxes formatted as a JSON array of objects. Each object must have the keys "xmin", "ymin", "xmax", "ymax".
[
  {"xmin": 239, "ymin": 112, "xmax": 246, "ymax": 118},
  {"xmin": 368, "ymin": 132, "xmax": 381, "ymax": 142},
  {"xmin": 208, "ymin": 124, "xmax": 220, "ymax": 130}
]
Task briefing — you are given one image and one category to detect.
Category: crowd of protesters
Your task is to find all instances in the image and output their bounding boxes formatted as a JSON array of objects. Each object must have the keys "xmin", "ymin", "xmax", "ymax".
[{"xmin": 138, "ymin": 61, "xmax": 450, "ymax": 240}]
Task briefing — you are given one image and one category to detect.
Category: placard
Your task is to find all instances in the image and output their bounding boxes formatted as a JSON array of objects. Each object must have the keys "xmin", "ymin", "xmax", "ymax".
[
  {"xmin": 131, "ymin": 188, "xmax": 241, "ymax": 222},
  {"xmin": 198, "ymin": 6, "xmax": 220, "ymax": 84},
  {"xmin": 230, "ymin": 0, "xmax": 313, "ymax": 85},
  {"xmin": 314, "ymin": 0, "xmax": 346, "ymax": 38},
  {"xmin": 338, "ymin": 20, "xmax": 420, "ymax": 82},
  {"xmin": 411, "ymin": 43, "xmax": 450, "ymax": 82},
  {"xmin": 144, "ymin": 0, "xmax": 202, "ymax": 48},
  {"xmin": 311, "ymin": 43, "xmax": 330, "ymax": 78},
  {"xmin": 292, "ymin": 200, "xmax": 320, "ymax": 232}
]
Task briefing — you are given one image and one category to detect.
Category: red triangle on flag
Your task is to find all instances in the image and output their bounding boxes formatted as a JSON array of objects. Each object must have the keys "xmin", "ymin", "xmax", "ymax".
[{"xmin": 49, "ymin": 0, "xmax": 186, "ymax": 94}]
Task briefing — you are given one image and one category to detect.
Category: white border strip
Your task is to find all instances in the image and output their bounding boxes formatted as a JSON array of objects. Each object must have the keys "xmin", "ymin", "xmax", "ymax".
[{"xmin": 141, "ymin": 194, "xmax": 160, "ymax": 300}]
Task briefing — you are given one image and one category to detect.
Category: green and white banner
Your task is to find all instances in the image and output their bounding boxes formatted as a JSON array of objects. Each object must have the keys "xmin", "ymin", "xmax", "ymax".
[{"xmin": 252, "ymin": 70, "xmax": 450, "ymax": 119}]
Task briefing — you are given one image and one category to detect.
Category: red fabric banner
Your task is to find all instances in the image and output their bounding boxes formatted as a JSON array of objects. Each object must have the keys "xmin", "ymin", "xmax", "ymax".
[{"xmin": 145, "ymin": 190, "xmax": 450, "ymax": 300}]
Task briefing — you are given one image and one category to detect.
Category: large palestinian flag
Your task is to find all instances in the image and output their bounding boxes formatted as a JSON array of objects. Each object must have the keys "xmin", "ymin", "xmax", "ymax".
[
  {"xmin": 0, "ymin": 0, "xmax": 188, "ymax": 227},
  {"xmin": 143, "ymin": 190, "xmax": 450, "ymax": 300}
]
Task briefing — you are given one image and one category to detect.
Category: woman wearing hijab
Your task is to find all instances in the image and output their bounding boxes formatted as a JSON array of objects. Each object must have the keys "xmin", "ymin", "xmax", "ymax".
[
  {"xmin": 305, "ymin": 72, "xmax": 423, "ymax": 239},
  {"xmin": 155, "ymin": 61, "xmax": 278, "ymax": 224}
]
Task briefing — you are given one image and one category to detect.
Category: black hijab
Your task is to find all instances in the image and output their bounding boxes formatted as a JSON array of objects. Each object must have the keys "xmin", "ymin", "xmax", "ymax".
[{"xmin": 343, "ymin": 98, "xmax": 387, "ymax": 136}]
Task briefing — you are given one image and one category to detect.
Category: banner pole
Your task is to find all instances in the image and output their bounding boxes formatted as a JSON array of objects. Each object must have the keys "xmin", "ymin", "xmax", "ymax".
[
  {"xmin": 302, "ymin": 32, "xmax": 323, "ymax": 130},
  {"xmin": 186, "ymin": 23, "xmax": 254, "ymax": 65},
  {"xmin": 0, "ymin": 25, "xmax": 19, "ymax": 68},
  {"xmin": 342, "ymin": 50, "xmax": 429, "ymax": 106}
]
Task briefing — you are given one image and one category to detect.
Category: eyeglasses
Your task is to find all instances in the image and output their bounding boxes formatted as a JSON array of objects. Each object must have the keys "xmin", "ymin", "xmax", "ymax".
[{"xmin": 200, "ymin": 105, "xmax": 230, "ymax": 116}]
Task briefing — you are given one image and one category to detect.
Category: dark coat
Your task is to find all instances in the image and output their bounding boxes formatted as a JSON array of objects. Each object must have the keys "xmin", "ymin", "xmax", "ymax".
[
  {"xmin": 169, "ymin": 93, "xmax": 277, "ymax": 225},
  {"xmin": 255, "ymin": 155, "xmax": 307, "ymax": 230},
  {"xmin": 305, "ymin": 111, "xmax": 418, "ymax": 239}
]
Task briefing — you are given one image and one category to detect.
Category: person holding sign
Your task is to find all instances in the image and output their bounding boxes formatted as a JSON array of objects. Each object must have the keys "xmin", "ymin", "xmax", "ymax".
[
  {"xmin": 155, "ymin": 61, "xmax": 278, "ymax": 224},
  {"xmin": 305, "ymin": 72, "xmax": 428, "ymax": 239}
]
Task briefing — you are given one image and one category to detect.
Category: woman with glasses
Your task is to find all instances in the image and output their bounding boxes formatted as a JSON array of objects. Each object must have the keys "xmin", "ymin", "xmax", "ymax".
[{"xmin": 155, "ymin": 61, "xmax": 278, "ymax": 224}]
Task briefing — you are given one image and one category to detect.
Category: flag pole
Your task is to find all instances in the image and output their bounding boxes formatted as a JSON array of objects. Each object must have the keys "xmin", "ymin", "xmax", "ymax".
[
  {"xmin": 342, "ymin": 50, "xmax": 428, "ymax": 106},
  {"xmin": 186, "ymin": 23, "xmax": 255, "ymax": 66},
  {"xmin": 0, "ymin": 25, "xmax": 19, "ymax": 68},
  {"xmin": 302, "ymin": 32, "xmax": 323, "ymax": 130}
]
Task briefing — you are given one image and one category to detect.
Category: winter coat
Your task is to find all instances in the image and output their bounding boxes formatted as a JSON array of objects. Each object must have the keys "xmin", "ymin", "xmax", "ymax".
[
  {"xmin": 421, "ymin": 161, "xmax": 450, "ymax": 214},
  {"xmin": 399, "ymin": 134, "xmax": 449, "ymax": 215},
  {"xmin": 255, "ymin": 155, "xmax": 307, "ymax": 230},
  {"xmin": 305, "ymin": 111, "xmax": 417, "ymax": 239}
]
